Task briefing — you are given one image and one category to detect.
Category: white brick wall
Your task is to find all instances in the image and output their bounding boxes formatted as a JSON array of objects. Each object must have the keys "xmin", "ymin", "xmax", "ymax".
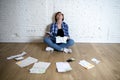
[{"xmin": 0, "ymin": 0, "xmax": 120, "ymax": 43}]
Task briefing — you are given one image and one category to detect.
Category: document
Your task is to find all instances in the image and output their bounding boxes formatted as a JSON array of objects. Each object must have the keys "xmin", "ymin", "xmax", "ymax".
[
  {"xmin": 56, "ymin": 62, "xmax": 72, "ymax": 72},
  {"xmin": 91, "ymin": 58, "xmax": 100, "ymax": 64},
  {"xmin": 79, "ymin": 60, "xmax": 95, "ymax": 69},
  {"xmin": 7, "ymin": 52, "xmax": 27, "ymax": 60},
  {"xmin": 16, "ymin": 57, "xmax": 38, "ymax": 68},
  {"xmin": 15, "ymin": 56, "xmax": 24, "ymax": 61},
  {"xmin": 56, "ymin": 36, "xmax": 68, "ymax": 43},
  {"xmin": 30, "ymin": 62, "xmax": 51, "ymax": 74}
]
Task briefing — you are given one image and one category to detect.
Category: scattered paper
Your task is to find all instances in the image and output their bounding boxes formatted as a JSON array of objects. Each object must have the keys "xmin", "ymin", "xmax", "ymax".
[
  {"xmin": 79, "ymin": 60, "xmax": 95, "ymax": 69},
  {"xmin": 56, "ymin": 36, "xmax": 68, "ymax": 43},
  {"xmin": 15, "ymin": 56, "xmax": 24, "ymax": 61},
  {"xmin": 56, "ymin": 62, "xmax": 72, "ymax": 72},
  {"xmin": 91, "ymin": 58, "xmax": 100, "ymax": 64},
  {"xmin": 7, "ymin": 52, "xmax": 27, "ymax": 60},
  {"xmin": 16, "ymin": 57, "xmax": 38, "ymax": 68},
  {"xmin": 30, "ymin": 62, "xmax": 51, "ymax": 74}
]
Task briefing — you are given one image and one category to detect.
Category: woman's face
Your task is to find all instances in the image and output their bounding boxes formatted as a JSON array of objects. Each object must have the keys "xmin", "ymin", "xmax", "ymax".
[{"xmin": 56, "ymin": 13, "xmax": 63, "ymax": 21}]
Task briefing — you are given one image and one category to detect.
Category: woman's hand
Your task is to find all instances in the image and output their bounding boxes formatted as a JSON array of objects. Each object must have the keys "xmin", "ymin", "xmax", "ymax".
[{"xmin": 45, "ymin": 32, "xmax": 51, "ymax": 37}]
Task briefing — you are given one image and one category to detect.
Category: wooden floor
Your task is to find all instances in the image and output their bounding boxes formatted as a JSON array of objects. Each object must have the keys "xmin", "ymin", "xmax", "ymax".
[{"xmin": 0, "ymin": 43, "xmax": 120, "ymax": 80}]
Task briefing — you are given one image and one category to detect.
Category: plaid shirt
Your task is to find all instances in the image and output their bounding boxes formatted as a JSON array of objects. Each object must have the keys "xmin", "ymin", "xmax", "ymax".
[{"xmin": 50, "ymin": 22, "xmax": 70, "ymax": 39}]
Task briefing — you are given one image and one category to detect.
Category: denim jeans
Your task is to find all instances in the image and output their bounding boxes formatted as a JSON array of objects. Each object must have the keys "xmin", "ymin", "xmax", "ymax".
[{"xmin": 43, "ymin": 37, "xmax": 74, "ymax": 51}]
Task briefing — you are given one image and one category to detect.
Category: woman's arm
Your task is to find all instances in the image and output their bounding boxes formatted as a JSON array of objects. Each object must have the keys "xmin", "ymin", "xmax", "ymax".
[
  {"xmin": 50, "ymin": 23, "xmax": 57, "ymax": 38},
  {"xmin": 63, "ymin": 22, "xmax": 70, "ymax": 37}
]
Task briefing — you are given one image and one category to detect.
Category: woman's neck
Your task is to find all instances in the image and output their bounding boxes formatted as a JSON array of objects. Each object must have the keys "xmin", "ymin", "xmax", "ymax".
[
  {"xmin": 57, "ymin": 20, "xmax": 62, "ymax": 29},
  {"xmin": 57, "ymin": 20, "xmax": 62, "ymax": 24}
]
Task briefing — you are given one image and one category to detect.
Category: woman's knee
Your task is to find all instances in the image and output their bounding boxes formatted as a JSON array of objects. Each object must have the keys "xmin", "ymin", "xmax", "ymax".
[
  {"xmin": 43, "ymin": 37, "xmax": 50, "ymax": 43},
  {"xmin": 68, "ymin": 39, "xmax": 74, "ymax": 46}
]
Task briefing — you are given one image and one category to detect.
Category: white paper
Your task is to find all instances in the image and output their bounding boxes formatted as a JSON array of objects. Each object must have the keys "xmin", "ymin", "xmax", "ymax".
[
  {"xmin": 91, "ymin": 58, "xmax": 100, "ymax": 64},
  {"xmin": 7, "ymin": 52, "xmax": 27, "ymax": 60},
  {"xmin": 56, "ymin": 36, "xmax": 68, "ymax": 43},
  {"xmin": 16, "ymin": 57, "xmax": 38, "ymax": 68},
  {"xmin": 15, "ymin": 56, "xmax": 24, "ymax": 61},
  {"xmin": 56, "ymin": 62, "xmax": 72, "ymax": 72},
  {"xmin": 79, "ymin": 60, "xmax": 95, "ymax": 69},
  {"xmin": 30, "ymin": 62, "xmax": 51, "ymax": 74}
]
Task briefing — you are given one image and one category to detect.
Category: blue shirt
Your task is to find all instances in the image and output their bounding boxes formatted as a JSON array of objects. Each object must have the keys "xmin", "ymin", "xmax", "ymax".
[{"xmin": 50, "ymin": 22, "xmax": 70, "ymax": 39}]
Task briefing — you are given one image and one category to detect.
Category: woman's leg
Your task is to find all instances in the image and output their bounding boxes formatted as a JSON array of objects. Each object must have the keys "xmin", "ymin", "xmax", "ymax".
[
  {"xmin": 58, "ymin": 39, "xmax": 74, "ymax": 48},
  {"xmin": 44, "ymin": 37, "xmax": 63, "ymax": 51}
]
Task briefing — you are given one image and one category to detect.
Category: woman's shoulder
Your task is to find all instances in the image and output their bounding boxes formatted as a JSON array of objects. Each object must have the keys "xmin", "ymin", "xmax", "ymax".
[
  {"xmin": 62, "ymin": 22, "xmax": 68, "ymax": 26},
  {"xmin": 51, "ymin": 22, "xmax": 68, "ymax": 26},
  {"xmin": 62, "ymin": 22, "xmax": 67, "ymax": 24}
]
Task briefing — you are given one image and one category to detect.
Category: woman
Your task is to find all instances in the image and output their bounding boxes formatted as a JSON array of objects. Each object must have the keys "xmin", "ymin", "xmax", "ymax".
[{"xmin": 44, "ymin": 12, "xmax": 74, "ymax": 53}]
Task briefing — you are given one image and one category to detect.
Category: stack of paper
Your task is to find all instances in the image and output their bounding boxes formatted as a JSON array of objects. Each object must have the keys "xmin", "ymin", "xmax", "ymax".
[
  {"xmin": 15, "ymin": 56, "xmax": 24, "ymax": 61},
  {"xmin": 56, "ymin": 62, "xmax": 72, "ymax": 72},
  {"xmin": 7, "ymin": 51, "xmax": 27, "ymax": 60},
  {"xmin": 16, "ymin": 57, "xmax": 38, "ymax": 68},
  {"xmin": 79, "ymin": 60, "xmax": 95, "ymax": 69},
  {"xmin": 30, "ymin": 62, "xmax": 51, "ymax": 74}
]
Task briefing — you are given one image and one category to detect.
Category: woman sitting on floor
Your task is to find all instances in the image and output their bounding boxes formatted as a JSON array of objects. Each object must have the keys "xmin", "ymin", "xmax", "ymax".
[{"xmin": 44, "ymin": 12, "xmax": 74, "ymax": 53}]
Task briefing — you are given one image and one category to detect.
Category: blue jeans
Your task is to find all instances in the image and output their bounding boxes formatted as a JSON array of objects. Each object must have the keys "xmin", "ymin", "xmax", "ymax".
[{"xmin": 44, "ymin": 37, "xmax": 74, "ymax": 51}]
